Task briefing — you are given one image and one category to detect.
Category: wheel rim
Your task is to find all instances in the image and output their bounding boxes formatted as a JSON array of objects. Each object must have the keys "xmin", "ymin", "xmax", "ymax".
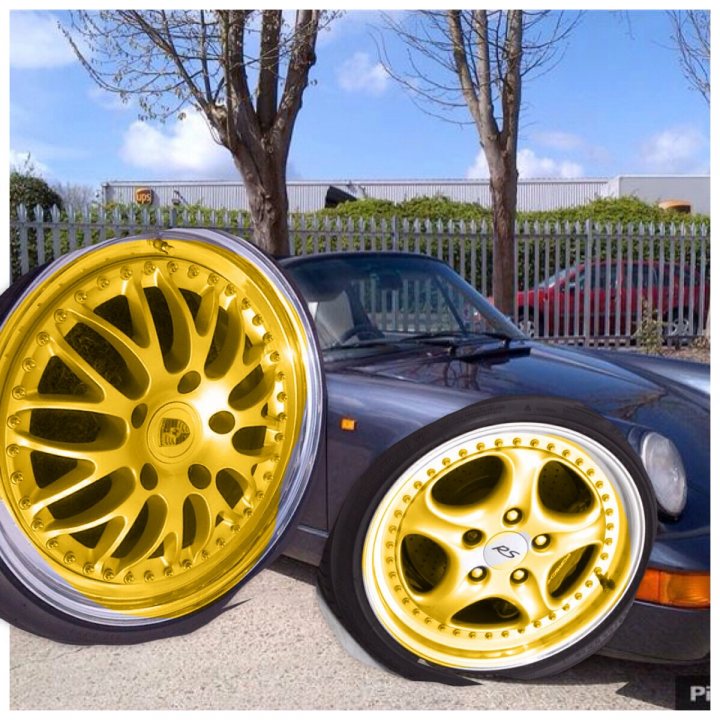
[
  {"xmin": 362, "ymin": 422, "xmax": 645, "ymax": 671},
  {"xmin": 0, "ymin": 232, "xmax": 322, "ymax": 623}
]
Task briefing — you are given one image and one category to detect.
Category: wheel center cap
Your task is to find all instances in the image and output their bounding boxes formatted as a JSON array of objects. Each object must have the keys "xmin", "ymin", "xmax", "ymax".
[
  {"xmin": 147, "ymin": 402, "xmax": 199, "ymax": 462},
  {"xmin": 483, "ymin": 531, "xmax": 529, "ymax": 569}
]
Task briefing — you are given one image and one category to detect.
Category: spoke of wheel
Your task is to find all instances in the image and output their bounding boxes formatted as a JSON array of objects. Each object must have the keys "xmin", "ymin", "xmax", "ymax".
[
  {"xmin": 205, "ymin": 295, "xmax": 246, "ymax": 379},
  {"xmin": 21, "ymin": 392, "xmax": 124, "ymax": 418},
  {"xmin": 44, "ymin": 480, "xmax": 138, "ymax": 536},
  {"xmin": 539, "ymin": 509, "xmax": 606, "ymax": 567},
  {"xmin": 507, "ymin": 572, "xmax": 554, "ymax": 623},
  {"xmin": 13, "ymin": 430, "xmax": 127, "ymax": 465},
  {"xmin": 184, "ymin": 494, "xmax": 215, "ymax": 560},
  {"xmin": 87, "ymin": 516, "xmax": 131, "ymax": 565},
  {"xmin": 28, "ymin": 462, "xmax": 99, "ymax": 511},
  {"xmin": 113, "ymin": 496, "xmax": 169, "ymax": 574},
  {"xmin": 399, "ymin": 488, "xmax": 469, "ymax": 554},
  {"xmin": 191, "ymin": 287, "xmax": 221, "ymax": 366},
  {"xmin": 409, "ymin": 556, "xmax": 481, "ymax": 625},
  {"xmin": 123, "ymin": 275, "xmax": 163, "ymax": 361},
  {"xmin": 156, "ymin": 270, "xmax": 194, "ymax": 370},
  {"xmin": 483, "ymin": 449, "xmax": 548, "ymax": 522},
  {"xmin": 48, "ymin": 335, "xmax": 131, "ymax": 408},
  {"xmin": 66, "ymin": 306, "xmax": 150, "ymax": 388}
]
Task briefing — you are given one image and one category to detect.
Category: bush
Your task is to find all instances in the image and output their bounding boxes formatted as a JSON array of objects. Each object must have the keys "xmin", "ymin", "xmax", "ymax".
[{"xmin": 10, "ymin": 171, "xmax": 63, "ymax": 215}]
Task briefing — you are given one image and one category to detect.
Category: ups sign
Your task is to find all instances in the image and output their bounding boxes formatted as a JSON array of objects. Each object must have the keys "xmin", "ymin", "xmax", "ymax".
[{"xmin": 135, "ymin": 187, "xmax": 154, "ymax": 205}]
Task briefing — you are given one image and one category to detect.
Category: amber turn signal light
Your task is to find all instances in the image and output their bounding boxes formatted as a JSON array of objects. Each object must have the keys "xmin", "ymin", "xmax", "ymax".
[
  {"xmin": 340, "ymin": 417, "xmax": 357, "ymax": 432},
  {"xmin": 636, "ymin": 568, "xmax": 710, "ymax": 608}
]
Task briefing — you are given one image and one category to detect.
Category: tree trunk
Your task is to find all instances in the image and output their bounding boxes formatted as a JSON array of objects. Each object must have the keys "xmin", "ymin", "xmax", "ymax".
[
  {"xmin": 233, "ymin": 156, "xmax": 290, "ymax": 257},
  {"xmin": 489, "ymin": 157, "xmax": 518, "ymax": 315}
]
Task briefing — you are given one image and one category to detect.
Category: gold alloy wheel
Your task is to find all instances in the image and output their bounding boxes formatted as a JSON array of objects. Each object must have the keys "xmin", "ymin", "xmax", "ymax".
[
  {"xmin": 0, "ymin": 231, "xmax": 322, "ymax": 624},
  {"xmin": 362, "ymin": 422, "xmax": 645, "ymax": 670}
]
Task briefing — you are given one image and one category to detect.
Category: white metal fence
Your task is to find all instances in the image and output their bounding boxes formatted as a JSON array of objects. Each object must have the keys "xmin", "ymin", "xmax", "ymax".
[{"xmin": 10, "ymin": 204, "xmax": 710, "ymax": 346}]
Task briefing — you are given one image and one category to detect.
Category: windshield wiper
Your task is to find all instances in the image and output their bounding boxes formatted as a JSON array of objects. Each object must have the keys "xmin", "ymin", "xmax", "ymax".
[{"xmin": 395, "ymin": 330, "xmax": 520, "ymax": 345}]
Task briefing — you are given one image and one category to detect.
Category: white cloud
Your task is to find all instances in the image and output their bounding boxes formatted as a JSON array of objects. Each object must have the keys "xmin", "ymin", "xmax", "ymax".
[
  {"xmin": 467, "ymin": 148, "xmax": 584, "ymax": 179},
  {"xmin": 639, "ymin": 127, "xmax": 708, "ymax": 173},
  {"xmin": 517, "ymin": 149, "xmax": 584, "ymax": 178},
  {"xmin": 119, "ymin": 111, "xmax": 239, "ymax": 180},
  {"xmin": 466, "ymin": 151, "xmax": 489, "ymax": 179},
  {"xmin": 9, "ymin": 150, "xmax": 51, "ymax": 177},
  {"xmin": 10, "ymin": 11, "xmax": 77, "ymax": 69},
  {"xmin": 337, "ymin": 51, "xmax": 389, "ymax": 95}
]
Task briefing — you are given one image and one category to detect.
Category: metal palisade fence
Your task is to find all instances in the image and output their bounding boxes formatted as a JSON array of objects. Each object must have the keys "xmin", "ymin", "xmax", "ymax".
[{"xmin": 10, "ymin": 204, "xmax": 710, "ymax": 346}]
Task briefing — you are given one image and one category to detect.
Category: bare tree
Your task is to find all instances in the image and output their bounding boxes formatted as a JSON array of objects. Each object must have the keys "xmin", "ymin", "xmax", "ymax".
[
  {"xmin": 52, "ymin": 181, "xmax": 99, "ymax": 209},
  {"xmin": 382, "ymin": 11, "xmax": 579, "ymax": 313},
  {"xmin": 668, "ymin": 10, "xmax": 709, "ymax": 104},
  {"xmin": 63, "ymin": 10, "xmax": 336, "ymax": 255}
]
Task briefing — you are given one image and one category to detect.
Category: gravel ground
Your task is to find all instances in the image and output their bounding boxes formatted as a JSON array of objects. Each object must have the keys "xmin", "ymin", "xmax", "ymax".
[{"xmin": 9, "ymin": 557, "xmax": 708, "ymax": 712}]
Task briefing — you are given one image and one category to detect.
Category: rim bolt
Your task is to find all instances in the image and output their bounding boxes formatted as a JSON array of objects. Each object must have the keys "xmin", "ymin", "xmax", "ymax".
[
  {"xmin": 10, "ymin": 471, "xmax": 23, "ymax": 484},
  {"xmin": 182, "ymin": 559, "xmax": 192, "ymax": 570},
  {"xmin": 533, "ymin": 534, "xmax": 550, "ymax": 548},
  {"xmin": 278, "ymin": 412, "xmax": 287, "ymax": 422},
  {"xmin": 275, "ymin": 432, "xmax": 284, "ymax": 442},
  {"xmin": 216, "ymin": 538, "xmax": 225, "ymax": 548},
  {"xmin": 277, "ymin": 392, "xmax": 287, "ymax": 402},
  {"xmin": 272, "ymin": 454, "xmax": 280, "ymax": 463},
  {"xmin": 547, "ymin": 442, "xmax": 556, "ymax": 452},
  {"xmin": 208, "ymin": 273, "xmax": 219, "ymax": 285},
  {"xmin": 47, "ymin": 539, "xmax": 59, "ymax": 550},
  {"xmin": 504, "ymin": 508, "xmax": 522, "ymax": 524},
  {"xmin": 18, "ymin": 496, "xmax": 30, "ymax": 509},
  {"xmin": 167, "ymin": 261, "xmax": 179, "ymax": 273},
  {"xmin": 269, "ymin": 351, "xmax": 280, "ymax": 363},
  {"xmin": 225, "ymin": 283, "xmax": 236, "ymax": 296},
  {"xmin": 31, "ymin": 519, "xmax": 44, "ymax": 531},
  {"xmin": 83, "ymin": 563, "xmax": 94, "ymax": 575},
  {"xmin": 241, "ymin": 298, "xmax": 251, "ymax": 309},
  {"xmin": 74, "ymin": 291, "xmax": 87, "ymax": 303},
  {"xmin": 144, "ymin": 571, "xmax": 154, "ymax": 583},
  {"xmin": 63, "ymin": 552, "xmax": 76, "ymax": 565},
  {"xmin": 201, "ymin": 550, "xmax": 209, "ymax": 560},
  {"xmin": 7, "ymin": 415, "xmax": 20, "ymax": 429},
  {"xmin": 263, "ymin": 332, "xmax": 273, "ymax": 344},
  {"xmin": 36, "ymin": 331, "xmax": 50, "ymax": 346},
  {"xmin": 459, "ymin": 448, "xmax": 468, "ymax": 457},
  {"xmin": 144, "ymin": 261, "xmax": 156, "ymax": 275},
  {"xmin": 463, "ymin": 529, "xmax": 483, "ymax": 546},
  {"xmin": 124, "ymin": 572, "xmax": 134, "ymax": 584},
  {"xmin": 243, "ymin": 508, "xmax": 253, "ymax": 517},
  {"xmin": 103, "ymin": 569, "xmax": 115, "ymax": 581},
  {"xmin": 562, "ymin": 449, "xmax": 571, "ymax": 458},
  {"xmin": 530, "ymin": 439, "xmax": 539, "ymax": 447},
  {"xmin": 12, "ymin": 386, "xmax": 26, "ymax": 400},
  {"xmin": 21, "ymin": 358, "xmax": 36, "ymax": 372},
  {"xmin": 120, "ymin": 266, "xmax": 133, "ymax": 279},
  {"xmin": 511, "ymin": 568, "xmax": 528, "ymax": 583},
  {"xmin": 188, "ymin": 265, "xmax": 200, "ymax": 278},
  {"xmin": 485, "ymin": 632, "xmax": 493, "ymax": 639},
  {"xmin": 256, "ymin": 490, "xmax": 264, "ymax": 499},
  {"xmin": 252, "ymin": 314, "xmax": 263, "ymax": 326},
  {"xmin": 469, "ymin": 566, "xmax": 487, "ymax": 582},
  {"xmin": 512, "ymin": 437, "xmax": 522, "ymax": 446},
  {"xmin": 231, "ymin": 524, "xmax": 241, "ymax": 533},
  {"xmin": 276, "ymin": 371, "xmax": 285, "ymax": 381},
  {"xmin": 97, "ymin": 276, "xmax": 110, "ymax": 289},
  {"xmin": 54, "ymin": 309, "xmax": 67, "ymax": 323},
  {"xmin": 263, "ymin": 472, "xmax": 273, "ymax": 481},
  {"xmin": 164, "ymin": 567, "xmax": 174, "ymax": 577}
]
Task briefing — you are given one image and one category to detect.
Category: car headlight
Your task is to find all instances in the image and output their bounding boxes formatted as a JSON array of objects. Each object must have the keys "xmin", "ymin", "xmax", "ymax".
[{"xmin": 640, "ymin": 432, "xmax": 687, "ymax": 516}]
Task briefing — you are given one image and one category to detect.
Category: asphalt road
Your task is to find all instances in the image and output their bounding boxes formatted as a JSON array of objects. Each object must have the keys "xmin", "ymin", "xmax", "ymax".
[{"xmin": 9, "ymin": 557, "xmax": 708, "ymax": 711}]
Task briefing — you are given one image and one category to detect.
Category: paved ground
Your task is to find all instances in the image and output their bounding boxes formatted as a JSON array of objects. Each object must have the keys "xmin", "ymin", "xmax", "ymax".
[{"xmin": 9, "ymin": 557, "xmax": 708, "ymax": 711}]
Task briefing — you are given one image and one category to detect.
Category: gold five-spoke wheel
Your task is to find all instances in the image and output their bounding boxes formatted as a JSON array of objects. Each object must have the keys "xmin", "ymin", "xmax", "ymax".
[
  {"xmin": 0, "ymin": 232, "xmax": 322, "ymax": 626},
  {"xmin": 362, "ymin": 421, "xmax": 647, "ymax": 672}
]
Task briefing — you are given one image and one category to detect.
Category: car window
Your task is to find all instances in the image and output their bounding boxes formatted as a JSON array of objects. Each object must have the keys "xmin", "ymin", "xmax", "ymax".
[{"xmin": 575, "ymin": 263, "xmax": 618, "ymax": 290}]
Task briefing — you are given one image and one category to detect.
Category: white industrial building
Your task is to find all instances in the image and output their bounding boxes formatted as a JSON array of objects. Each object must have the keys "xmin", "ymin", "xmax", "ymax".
[{"xmin": 101, "ymin": 175, "xmax": 710, "ymax": 215}]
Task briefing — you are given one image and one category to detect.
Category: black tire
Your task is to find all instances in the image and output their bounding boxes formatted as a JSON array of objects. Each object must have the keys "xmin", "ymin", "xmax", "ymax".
[
  {"xmin": 319, "ymin": 396, "xmax": 656, "ymax": 683},
  {"xmin": 0, "ymin": 230, "xmax": 324, "ymax": 643}
]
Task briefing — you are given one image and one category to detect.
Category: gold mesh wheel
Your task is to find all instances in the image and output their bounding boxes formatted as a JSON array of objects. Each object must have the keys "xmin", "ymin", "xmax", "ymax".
[
  {"xmin": 362, "ymin": 421, "xmax": 647, "ymax": 672},
  {"xmin": 0, "ymin": 231, "xmax": 323, "ymax": 625}
]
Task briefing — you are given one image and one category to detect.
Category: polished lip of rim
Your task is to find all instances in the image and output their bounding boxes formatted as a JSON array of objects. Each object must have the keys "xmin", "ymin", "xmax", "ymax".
[
  {"xmin": 362, "ymin": 421, "xmax": 645, "ymax": 671},
  {"xmin": 0, "ymin": 230, "xmax": 325, "ymax": 625}
]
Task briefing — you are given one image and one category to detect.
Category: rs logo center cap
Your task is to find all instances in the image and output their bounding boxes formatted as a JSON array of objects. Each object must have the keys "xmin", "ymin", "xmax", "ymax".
[{"xmin": 483, "ymin": 531, "xmax": 529, "ymax": 568}]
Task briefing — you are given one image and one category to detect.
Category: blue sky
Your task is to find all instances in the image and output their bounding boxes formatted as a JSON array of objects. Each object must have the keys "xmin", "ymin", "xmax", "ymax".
[{"xmin": 9, "ymin": 9, "xmax": 711, "ymax": 193}]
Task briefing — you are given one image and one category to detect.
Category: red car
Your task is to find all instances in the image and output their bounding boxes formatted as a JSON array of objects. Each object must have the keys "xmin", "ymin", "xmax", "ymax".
[{"xmin": 516, "ymin": 260, "xmax": 708, "ymax": 340}]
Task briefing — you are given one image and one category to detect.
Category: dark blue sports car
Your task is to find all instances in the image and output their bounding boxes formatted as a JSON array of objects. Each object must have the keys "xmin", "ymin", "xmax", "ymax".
[{"xmin": 0, "ymin": 230, "xmax": 708, "ymax": 684}]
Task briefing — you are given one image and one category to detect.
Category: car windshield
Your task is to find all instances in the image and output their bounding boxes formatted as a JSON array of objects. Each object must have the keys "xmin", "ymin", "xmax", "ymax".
[{"xmin": 282, "ymin": 254, "xmax": 523, "ymax": 352}]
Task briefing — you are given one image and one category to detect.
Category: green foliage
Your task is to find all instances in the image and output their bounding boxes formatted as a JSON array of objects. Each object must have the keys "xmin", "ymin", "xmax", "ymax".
[
  {"xmin": 633, "ymin": 301, "xmax": 665, "ymax": 355},
  {"xmin": 311, "ymin": 194, "xmax": 709, "ymax": 226},
  {"xmin": 10, "ymin": 171, "xmax": 63, "ymax": 215}
]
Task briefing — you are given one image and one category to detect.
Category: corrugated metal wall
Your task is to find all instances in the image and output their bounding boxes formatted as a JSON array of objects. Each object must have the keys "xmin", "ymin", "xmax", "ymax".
[{"xmin": 102, "ymin": 177, "xmax": 702, "ymax": 213}]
